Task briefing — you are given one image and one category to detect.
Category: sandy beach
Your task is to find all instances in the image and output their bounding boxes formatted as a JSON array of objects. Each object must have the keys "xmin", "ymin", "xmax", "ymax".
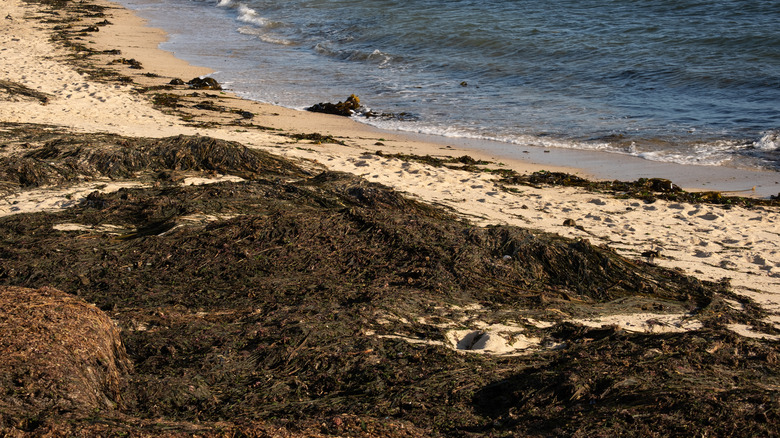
[
  {"xmin": 4, "ymin": 0, "xmax": 777, "ymax": 327},
  {"xmin": 1, "ymin": 0, "xmax": 779, "ymax": 435}
]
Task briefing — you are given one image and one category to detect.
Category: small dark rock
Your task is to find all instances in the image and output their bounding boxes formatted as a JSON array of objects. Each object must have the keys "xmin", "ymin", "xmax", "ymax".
[
  {"xmin": 563, "ymin": 219, "xmax": 577, "ymax": 227},
  {"xmin": 307, "ymin": 94, "xmax": 361, "ymax": 117},
  {"xmin": 169, "ymin": 78, "xmax": 185, "ymax": 86},
  {"xmin": 187, "ymin": 77, "xmax": 222, "ymax": 90}
]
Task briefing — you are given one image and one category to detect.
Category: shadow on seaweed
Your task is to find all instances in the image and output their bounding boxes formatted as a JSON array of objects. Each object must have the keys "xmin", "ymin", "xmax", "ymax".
[{"xmin": 472, "ymin": 328, "xmax": 779, "ymax": 437}]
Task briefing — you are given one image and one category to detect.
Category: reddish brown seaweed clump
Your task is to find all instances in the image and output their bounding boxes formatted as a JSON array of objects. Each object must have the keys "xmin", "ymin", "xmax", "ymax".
[{"xmin": 0, "ymin": 286, "xmax": 132, "ymax": 427}]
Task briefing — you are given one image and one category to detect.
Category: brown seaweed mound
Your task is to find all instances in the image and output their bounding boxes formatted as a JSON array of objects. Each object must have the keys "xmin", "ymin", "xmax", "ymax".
[
  {"xmin": 0, "ymin": 286, "xmax": 131, "ymax": 430},
  {"xmin": 0, "ymin": 129, "xmax": 305, "ymax": 192}
]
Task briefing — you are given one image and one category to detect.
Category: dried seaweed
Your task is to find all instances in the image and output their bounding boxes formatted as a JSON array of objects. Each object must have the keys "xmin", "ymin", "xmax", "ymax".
[
  {"xmin": 0, "ymin": 79, "xmax": 52, "ymax": 104},
  {"xmin": 474, "ymin": 327, "xmax": 779, "ymax": 437},
  {"xmin": 4, "ymin": 0, "xmax": 779, "ymax": 434},
  {"xmin": 289, "ymin": 132, "xmax": 346, "ymax": 145},
  {"xmin": 0, "ymin": 286, "xmax": 132, "ymax": 429},
  {"xmin": 377, "ymin": 151, "xmax": 780, "ymax": 207},
  {"xmin": 2, "ymin": 137, "xmax": 775, "ymax": 436},
  {"xmin": 0, "ymin": 127, "xmax": 307, "ymax": 190}
]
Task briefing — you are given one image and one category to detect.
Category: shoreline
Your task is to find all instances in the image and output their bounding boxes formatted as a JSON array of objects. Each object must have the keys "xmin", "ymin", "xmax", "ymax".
[
  {"xmin": 1, "ymin": 0, "xmax": 778, "ymax": 322},
  {"xmin": 1, "ymin": 0, "xmax": 780, "ymax": 435},
  {"xmin": 114, "ymin": 0, "xmax": 780, "ymax": 198},
  {"xmin": 2, "ymin": 0, "xmax": 779, "ymax": 305}
]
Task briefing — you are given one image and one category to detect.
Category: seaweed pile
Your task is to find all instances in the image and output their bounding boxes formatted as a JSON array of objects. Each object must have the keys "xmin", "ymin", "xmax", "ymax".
[
  {"xmin": 0, "ymin": 123, "xmax": 302, "ymax": 194},
  {"xmin": 0, "ymin": 80, "xmax": 52, "ymax": 104},
  {"xmin": 2, "ymin": 0, "xmax": 779, "ymax": 434},
  {"xmin": 0, "ymin": 285, "xmax": 132, "ymax": 429},
  {"xmin": 0, "ymin": 128, "xmax": 777, "ymax": 436}
]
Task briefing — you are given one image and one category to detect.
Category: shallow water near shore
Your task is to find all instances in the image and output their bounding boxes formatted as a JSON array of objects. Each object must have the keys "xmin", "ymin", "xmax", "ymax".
[{"xmin": 115, "ymin": 0, "xmax": 779, "ymax": 176}]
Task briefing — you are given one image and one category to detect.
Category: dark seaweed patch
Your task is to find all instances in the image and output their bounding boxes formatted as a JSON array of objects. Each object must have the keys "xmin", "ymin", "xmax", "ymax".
[
  {"xmin": 377, "ymin": 151, "xmax": 779, "ymax": 207},
  {"xmin": 0, "ymin": 80, "xmax": 52, "ymax": 104},
  {"xmin": 2, "ymin": 132, "xmax": 776, "ymax": 436},
  {"xmin": 0, "ymin": 127, "xmax": 306, "ymax": 192}
]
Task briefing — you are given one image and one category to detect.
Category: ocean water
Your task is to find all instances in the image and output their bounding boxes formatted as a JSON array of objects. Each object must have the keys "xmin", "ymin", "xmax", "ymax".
[{"xmin": 117, "ymin": 0, "xmax": 780, "ymax": 172}]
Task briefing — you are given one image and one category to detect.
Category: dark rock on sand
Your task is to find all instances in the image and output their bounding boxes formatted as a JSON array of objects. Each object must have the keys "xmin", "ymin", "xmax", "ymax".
[
  {"xmin": 307, "ymin": 94, "xmax": 362, "ymax": 116},
  {"xmin": 187, "ymin": 77, "xmax": 222, "ymax": 90}
]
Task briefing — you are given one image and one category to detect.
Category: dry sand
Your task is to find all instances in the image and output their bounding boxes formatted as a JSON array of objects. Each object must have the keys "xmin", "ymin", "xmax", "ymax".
[{"xmin": 1, "ymin": 0, "xmax": 779, "ymax": 352}]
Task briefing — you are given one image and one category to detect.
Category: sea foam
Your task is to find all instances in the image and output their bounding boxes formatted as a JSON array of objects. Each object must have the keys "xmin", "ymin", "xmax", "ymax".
[
  {"xmin": 237, "ymin": 5, "xmax": 269, "ymax": 27},
  {"xmin": 754, "ymin": 131, "xmax": 779, "ymax": 151}
]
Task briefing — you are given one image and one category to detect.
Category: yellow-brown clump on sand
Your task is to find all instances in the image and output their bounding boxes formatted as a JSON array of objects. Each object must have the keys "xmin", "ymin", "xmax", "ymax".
[{"xmin": 0, "ymin": 286, "xmax": 132, "ymax": 425}]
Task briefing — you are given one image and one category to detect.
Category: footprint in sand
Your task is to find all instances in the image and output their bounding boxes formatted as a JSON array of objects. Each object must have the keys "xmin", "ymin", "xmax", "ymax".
[
  {"xmin": 698, "ymin": 213, "xmax": 719, "ymax": 221},
  {"xmin": 752, "ymin": 255, "xmax": 767, "ymax": 266},
  {"xmin": 585, "ymin": 213, "xmax": 601, "ymax": 221}
]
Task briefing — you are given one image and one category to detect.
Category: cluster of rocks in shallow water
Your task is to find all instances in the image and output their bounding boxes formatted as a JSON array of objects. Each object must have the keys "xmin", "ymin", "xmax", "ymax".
[
  {"xmin": 307, "ymin": 94, "xmax": 362, "ymax": 116},
  {"xmin": 307, "ymin": 94, "xmax": 419, "ymax": 121}
]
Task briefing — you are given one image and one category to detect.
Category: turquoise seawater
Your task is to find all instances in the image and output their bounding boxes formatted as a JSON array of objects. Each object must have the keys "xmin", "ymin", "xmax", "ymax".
[{"xmin": 117, "ymin": 0, "xmax": 780, "ymax": 171}]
